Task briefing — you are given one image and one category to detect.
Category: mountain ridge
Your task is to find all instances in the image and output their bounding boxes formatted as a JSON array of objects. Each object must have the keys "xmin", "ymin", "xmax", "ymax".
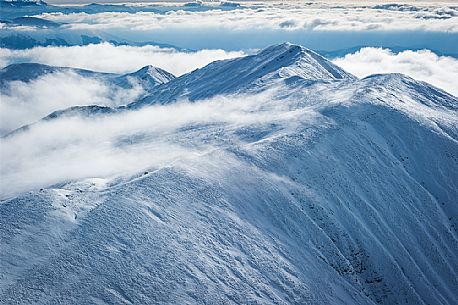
[
  {"xmin": 129, "ymin": 43, "xmax": 357, "ymax": 107},
  {"xmin": 3, "ymin": 44, "xmax": 457, "ymax": 138},
  {"xmin": 1, "ymin": 43, "xmax": 457, "ymax": 305},
  {"xmin": 1, "ymin": 58, "xmax": 457, "ymax": 303}
]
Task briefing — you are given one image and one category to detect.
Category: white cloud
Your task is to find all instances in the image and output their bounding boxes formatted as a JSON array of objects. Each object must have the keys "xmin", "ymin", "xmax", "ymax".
[
  {"xmin": 2, "ymin": 47, "xmax": 456, "ymax": 199},
  {"xmin": 0, "ymin": 43, "xmax": 243, "ymax": 135},
  {"xmin": 1, "ymin": 40, "xmax": 458, "ymax": 199},
  {"xmin": 0, "ymin": 71, "xmax": 143, "ymax": 135},
  {"xmin": 0, "ymin": 90, "xmax": 316, "ymax": 199},
  {"xmin": 36, "ymin": 2, "xmax": 458, "ymax": 33},
  {"xmin": 0, "ymin": 43, "xmax": 245, "ymax": 75},
  {"xmin": 332, "ymin": 48, "xmax": 458, "ymax": 96},
  {"xmin": 2, "ymin": 2, "xmax": 457, "ymax": 54}
]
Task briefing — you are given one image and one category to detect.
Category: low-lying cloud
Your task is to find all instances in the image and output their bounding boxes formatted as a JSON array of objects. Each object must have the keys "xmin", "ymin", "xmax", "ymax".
[
  {"xmin": 0, "ymin": 43, "xmax": 245, "ymax": 75},
  {"xmin": 0, "ymin": 71, "xmax": 143, "ymax": 135},
  {"xmin": 0, "ymin": 90, "xmax": 316, "ymax": 199},
  {"xmin": 333, "ymin": 48, "xmax": 458, "ymax": 96},
  {"xmin": 2, "ymin": 43, "xmax": 458, "ymax": 199}
]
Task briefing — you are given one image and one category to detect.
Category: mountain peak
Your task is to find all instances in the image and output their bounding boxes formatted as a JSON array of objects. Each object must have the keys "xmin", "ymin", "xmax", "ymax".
[
  {"xmin": 129, "ymin": 43, "xmax": 356, "ymax": 107},
  {"xmin": 128, "ymin": 65, "xmax": 175, "ymax": 85},
  {"xmin": 257, "ymin": 42, "xmax": 356, "ymax": 81},
  {"xmin": 113, "ymin": 65, "xmax": 175, "ymax": 90},
  {"xmin": 258, "ymin": 42, "xmax": 303, "ymax": 56}
]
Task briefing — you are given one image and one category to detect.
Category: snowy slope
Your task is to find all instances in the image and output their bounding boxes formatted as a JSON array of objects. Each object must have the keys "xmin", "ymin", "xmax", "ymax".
[{"xmin": 1, "ymin": 44, "xmax": 457, "ymax": 305}]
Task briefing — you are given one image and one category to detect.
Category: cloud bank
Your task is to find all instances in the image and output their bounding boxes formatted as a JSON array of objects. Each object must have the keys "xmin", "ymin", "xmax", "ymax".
[
  {"xmin": 0, "ymin": 43, "xmax": 245, "ymax": 75},
  {"xmin": 0, "ymin": 90, "xmax": 314, "ymax": 199},
  {"xmin": 2, "ymin": 45, "xmax": 457, "ymax": 138},
  {"xmin": 2, "ymin": 2, "xmax": 457, "ymax": 54},
  {"xmin": 333, "ymin": 48, "xmax": 458, "ymax": 96},
  {"xmin": 0, "ymin": 71, "xmax": 144, "ymax": 135},
  {"xmin": 38, "ymin": 2, "xmax": 458, "ymax": 33},
  {"xmin": 2, "ymin": 40, "xmax": 458, "ymax": 199}
]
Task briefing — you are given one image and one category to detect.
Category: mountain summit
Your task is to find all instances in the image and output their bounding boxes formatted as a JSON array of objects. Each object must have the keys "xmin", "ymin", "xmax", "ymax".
[
  {"xmin": 114, "ymin": 65, "xmax": 175, "ymax": 89},
  {"xmin": 130, "ymin": 43, "xmax": 356, "ymax": 107},
  {"xmin": 259, "ymin": 42, "xmax": 356, "ymax": 81}
]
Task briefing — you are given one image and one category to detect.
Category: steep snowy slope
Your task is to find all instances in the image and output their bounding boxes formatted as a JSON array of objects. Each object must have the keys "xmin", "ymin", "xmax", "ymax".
[
  {"xmin": 1, "ymin": 44, "xmax": 457, "ymax": 305},
  {"xmin": 130, "ymin": 43, "xmax": 356, "ymax": 107}
]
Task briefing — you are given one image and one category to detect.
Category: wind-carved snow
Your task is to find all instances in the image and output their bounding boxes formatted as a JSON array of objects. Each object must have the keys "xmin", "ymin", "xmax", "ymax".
[{"xmin": 0, "ymin": 43, "xmax": 457, "ymax": 305}]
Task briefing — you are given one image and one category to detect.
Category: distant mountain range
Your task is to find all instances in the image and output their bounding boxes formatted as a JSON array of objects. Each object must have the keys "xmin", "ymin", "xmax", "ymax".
[{"xmin": 0, "ymin": 0, "xmax": 47, "ymax": 7}]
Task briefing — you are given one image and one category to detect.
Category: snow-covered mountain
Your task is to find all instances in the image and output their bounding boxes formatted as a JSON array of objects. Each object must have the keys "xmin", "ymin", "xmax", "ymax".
[
  {"xmin": 0, "ymin": 63, "xmax": 111, "ymax": 86},
  {"xmin": 113, "ymin": 65, "xmax": 175, "ymax": 90},
  {"xmin": 131, "ymin": 43, "xmax": 356, "ymax": 107},
  {"xmin": 0, "ymin": 0, "xmax": 47, "ymax": 8},
  {"xmin": 1, "ymin": 43, "xmax": 457, "ymax": 305},
  {"xmin": 0, "ymin": 62, "xmax": 176, "ymax": 136},
  {"xmin": 0, "ymin": 62, "xmax": 175, "ymax": 90}
]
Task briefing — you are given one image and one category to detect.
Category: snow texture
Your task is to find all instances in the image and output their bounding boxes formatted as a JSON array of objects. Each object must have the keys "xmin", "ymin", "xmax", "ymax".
[{"xmin": 1, "ymin": 43, "xmax": 457, "ymax": 305}]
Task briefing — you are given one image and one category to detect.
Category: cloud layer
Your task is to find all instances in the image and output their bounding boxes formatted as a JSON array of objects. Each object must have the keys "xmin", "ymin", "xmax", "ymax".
[
  {"xmin": 333, "ymin": 48, "xmax": 458, "ymax": 96},
  {"xmin": 0, "ymin": 90, "xmax": 314, "ymax": 199},
  {"xmin": 2, "ymin": 45, "xmax": 457, "ymax": 138},
  {"xmin": 0, "ymin": 43, "xmax": 245, "ymax": 75},
  {"xmin": 2, "ymin": 2, "xmax": 457, "ymax": 54},
  {"xmin": 38, "ymin": 2, "xmax": 458, "ymax": 33},
  {"xmin": 0, "ymin": 71, "xmax": 145, "ymax": 135}
]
